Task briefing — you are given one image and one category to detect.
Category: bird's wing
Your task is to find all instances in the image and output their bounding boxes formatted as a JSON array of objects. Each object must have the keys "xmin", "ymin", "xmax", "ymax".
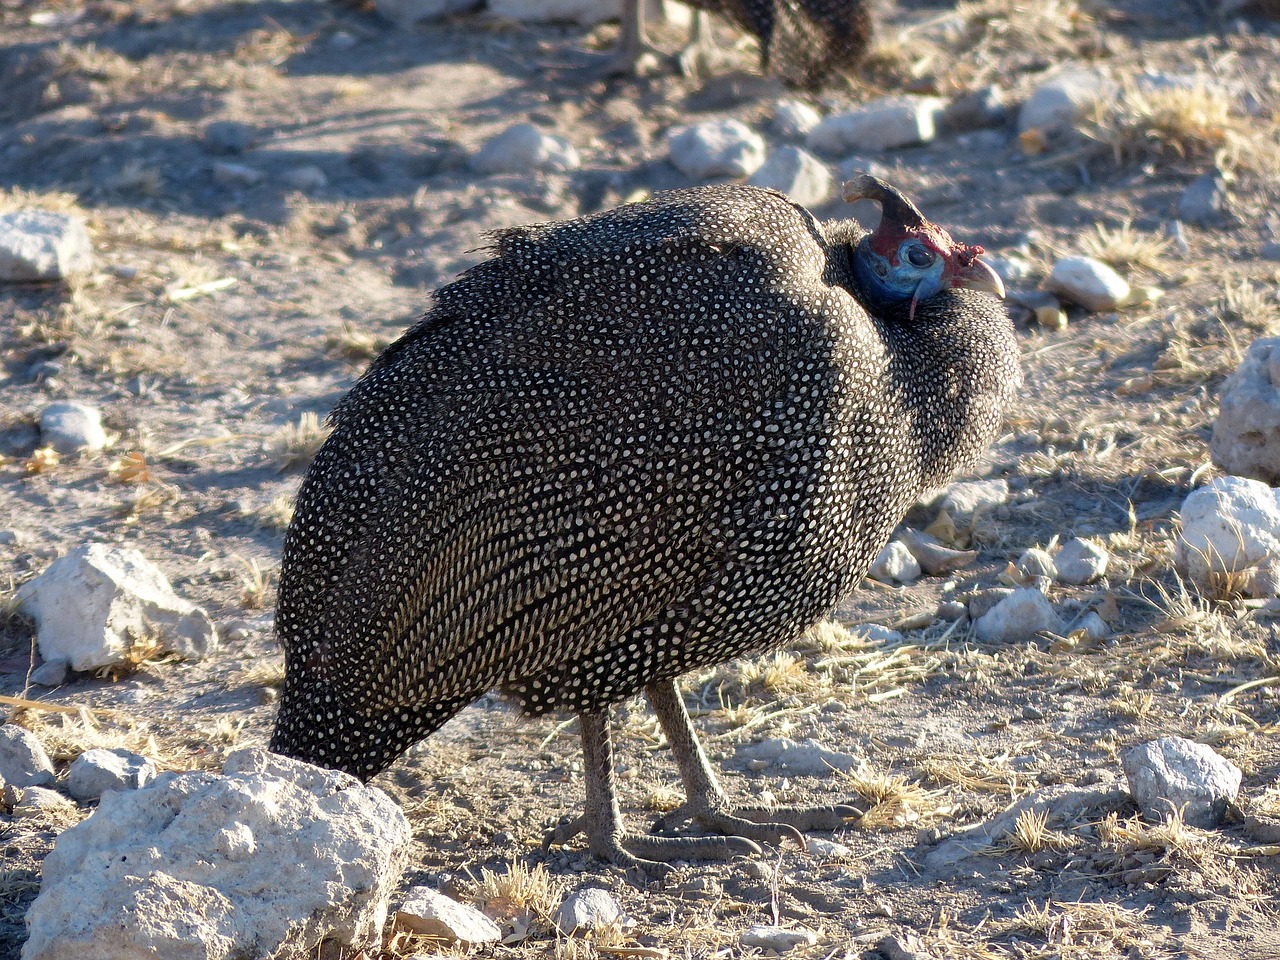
[{"xmin": 276, "ymin": 187, "xmax": 871, "ymax": 712}]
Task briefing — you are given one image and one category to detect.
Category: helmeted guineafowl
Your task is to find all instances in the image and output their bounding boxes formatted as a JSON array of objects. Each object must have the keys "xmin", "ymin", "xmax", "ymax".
[
  {"xmin": 270, "ymin": 176, "xmax": 1019, "ymax": 876},
  {"xmin": 603, "ymin": 0, "xmax": 873, "ymax": 88}
]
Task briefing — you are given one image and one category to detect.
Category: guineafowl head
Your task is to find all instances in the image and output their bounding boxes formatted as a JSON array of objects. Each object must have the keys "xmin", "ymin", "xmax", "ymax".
[{"xmin": 844, "ymin": 174, "xmax": 1005, "ymax": 318}]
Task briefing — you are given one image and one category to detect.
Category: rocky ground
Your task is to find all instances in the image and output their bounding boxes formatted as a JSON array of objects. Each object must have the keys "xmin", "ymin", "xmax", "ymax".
[{"xmin": 2, "ymin": 0, "xmax": 1280, "ymax": 957}]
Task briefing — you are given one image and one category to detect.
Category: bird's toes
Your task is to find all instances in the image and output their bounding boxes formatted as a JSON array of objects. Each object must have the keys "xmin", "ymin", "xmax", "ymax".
[
  {"xmin": 543, "ymin": 814, "xmax": 585, "ymax": 849},
  {"xmin": 625, "ymin": 831, "xmax": 762, "ymax": 863},
  {"xmin": 732, "ymin": 802, "xmax": 864, "ymax": 832}
]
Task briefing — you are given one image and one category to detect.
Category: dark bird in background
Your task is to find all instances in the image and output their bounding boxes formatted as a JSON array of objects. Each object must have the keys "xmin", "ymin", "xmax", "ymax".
[
  {"xmin": 271, "ymin": 176, "xmax": 1018, "ymax": 876},
  {"xmin": 605, "ymin": 0, "xmax": 874, "ymax": 88}
]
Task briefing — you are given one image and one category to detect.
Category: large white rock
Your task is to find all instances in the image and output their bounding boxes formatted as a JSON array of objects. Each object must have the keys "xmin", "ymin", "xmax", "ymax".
[
  {"xmin": 1122, "ymin": 737, "xmax": 1242, "ymax": 827},
  {"xmin": 39, "ymin": 402, "xmax": 108, "ymax": 455},
  {"xmin": 394, "ymin": 887, "xmax": 501, "ymax": 945},
  {"xmin": 0, "ymin": 210, "xmax": 93, "ymax": 282},
  {"xmin": 555, "ymin": 887, "xmax": 626, "ymax": 935},
  {"xmin": 667, "ymin": 119, "xmax": 766, "ymax": 179},
  {"xmin": 471, "ymin": 123, "xmax": 580, "ymax": 175},
  {"xmin": 374, "ymin": 0, "xmax": 480, "ymax": 25},
  {"xmin": 489, "ymin": 0, "xmax": 620, "ymax": 25},
  {"xmin": 21, "ymin": 749, "xmax": 412, "ymax": 960},
  {"xmin": 806, "ymin": 96, "xmax": 944, "ymax": 154},
  {"xmin": 747, "ymin": 146, "xmax": 834, "ymax": 208},
  {"xmin": 770, "ymin": 99, "xmax": 822, "ymax": 140},
  {"xmin": 1175, "ymin": 476, "xmax": 1280, "ymax": 592},
  {"xmin": 1055, "ymin": 537, "xmax": 1109, "ymax": 585},
  {"xmin": 67, "ymin": 748, "xmax": 157, "ymax": 803},
  {"xmin": 1018, "ymin": 69, "xmax": 1112, "ymax": 135},
  {"xmin": 974, "ymin": 587, "xmax": 1063, "ymax": 642},
  {"xmin": 867, "ymin": 540, "xmax": 921, "ymax": 584},
  {"xmin": 1046, "ymin": 256, "xmax": 1131, "ymax": 312},
  {"xmin": 16, "ymin": 543, "xmax": 219, "ymax": 671},
  {"xmin": 0, "ymin": 725, "xmax": 56, "ymax": 788},
  {"xmin": 1212, "ymin": 336, "xmax": 1280, "ymax": 484}
]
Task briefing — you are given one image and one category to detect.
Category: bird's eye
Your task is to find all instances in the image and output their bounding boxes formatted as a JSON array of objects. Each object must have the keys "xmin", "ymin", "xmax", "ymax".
[{"xmin": 904, "ymin": 243, "xmax": 934, "ymax": 268}]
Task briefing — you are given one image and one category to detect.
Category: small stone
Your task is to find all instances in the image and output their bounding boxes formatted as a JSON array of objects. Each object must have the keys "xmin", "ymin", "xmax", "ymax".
[
  {"xmin": 0, "ymin": 725, "xmax": 56, "ymax": 788},
  {"xmin": 898, "ymin": 528, "xmax": 977, "ymax": 575},
  {"xmin": 1177, "ymin": 169, "xmax": 1232, "ymax": 227},
  {"xmin": 203, "ymin": 120, "xmax": 257, "ymax": 155},
  {"xmin": 471, "ymin": 123, "xmax": 580, "ymax": 175},
  {"xmin": 1077, "ymin": 611, "xmax": 1109, "ymax": 640},
  {"xmin": 747, "ymin": 146, "xmax": 833, "ymax": 208},
  {"xmin": 555, "ymin": 887, "xmax": 625, "ymax": 935},
  {"xmin": 375, "ymin": 0, "xmax": 480, "ymax": 24},
  {"xmin": 12, "ymin": 785, "xmax": 75, "ymax": 820},
  {"xmin": 394, "ymin": 887, "xmax": 501, "ymax": 945},
  {"xmin": 1018, "ymin": 69, "xmax": 1112, "ymax": 136},
  {"xmin": 1122, "ymin": 737, "xmax": 1242, "ymax": 827},
  {"xmin": 806, "ymin": 96, "xmax": 944, "ymax": 153},
  {"xmin": 1211, "ymin": 336, "xmax": 1280, "ymax": 484},
  {"xmin": 1016, "ymin": 547, "xmax": 1057, "ymax": 581},
  {"xmin": 868, "ymin": 540, "xmax": 922, "ymax": 584},
  {"xmin": 280, "ymin": 165, "xmax": 328, "ymax": 191},
  {"xmin": 1009, "ymin": 289, "xmax": 1066, "ymax": 329},
  {"xmin": 29, "ymin": 658, "xmax": 69, "ymax": 687},
  {"xmin": 847, "ymin": 623, "xmax": 906, "ymax": 644},
  {"xmin": 329, "ymin": 30, "xmax": 359, "ymax": 50},
  {"xmin": 39, "ymin": 402, "xmax": 108, "ymax": 455},
  {"xmin": 1260, "ymin": 241, "xmax": 1280, "ymax": 262},
  {"xmin": 667, "ymin": 119, "xmax": 766, "ymax": 179},
  {"xmin": 1055, "ymin": 538, "xmax": 1109, "ymax": 584},
  {"xmin": 770, "ymin": 99, "xmax": 822, "ymax": 140},
  {"xmin": 974, "ymin": 587, "xmax": 1063, "ymax": 642},
  {"xmin": 67, "ymin": 748, "xmax": 157, "ymax": 802},
  {"xmin": 942, "ymin": 84, "xmax": 1008, "ymax": 131},
  {"xmin": 936, "ymin": 599, "xmax": 967, "ymax": 621},
  {"xmin": 0, "ymin": 210, "xmax": 93, "ymax": 282},
  {"xmin": 1046, "ymin": 256, "xmax": 1131, "ymax": 312},
  {"xmin": 212, "ymin": 161, "xmax": 264, "ymax": 187},
  {"xmin": 736, "ymin": 737, "xmax": 859, "ymax": 775},
  {"xmin": 805, "ymin": 837, "xmax": 852, "ymax": 858},
  {"xmin": 740, "ymin": 925, "xmax": 818, "ymax": 951},
  {"xmin": 1175, "ymin": 476, "xmax": 1280, "ymax": 594},
  {"xmin": 16, "ymin": 542, "xmax": 219, "ymax": 671}
]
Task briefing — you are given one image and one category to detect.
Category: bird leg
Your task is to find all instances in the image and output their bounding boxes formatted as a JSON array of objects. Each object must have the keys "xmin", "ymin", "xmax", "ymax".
[
  {"xmin": 547, "ymin": 708, "xmax": 762, "ymax": 880},
  {"xmin": 646, "ymin": 679, "xmax": 862, "ymax": 845},
  {"xmin": 584, "ymin": 0, "xmax": 667, "ymax": 78},
  {"xmin": 677, "ymin": 10, "xmax": 731, "ymax": 80}
]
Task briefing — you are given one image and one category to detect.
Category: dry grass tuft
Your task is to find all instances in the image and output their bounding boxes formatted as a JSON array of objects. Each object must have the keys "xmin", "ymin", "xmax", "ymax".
[
  {"xmin": 241, "ymin": 493, "xmax": 295, "ymax": 530},
  {"xmin": 642, "ymin": 782, "xmax": 683, "ymax": 812},
  {"xmin": 465, "ymin": 860, "xmax": 563, "ymax": 945},
  {"xmin": 921, "ymin": 752, "xmax": 1034, "ymax": 799},
  {"xmin": 1105, "ymin": 684, "xmax": 1156, "ymax": 722},
  {"xmin": 325, "ymin": 321, "xmax": 391, "ymax": 361},
  {"xmin": 991, "ymin": 808, "xmax": 1074, "ymax": 855},
  {"xmin": 1078, "ymin": 221, "xmax": 1174, "ymax": 273},
  {"xmin": 735, "ymin": 651, "xmax": 827, "ymax": 697},
  {"xmin": 1082, "ymin": 78, "xmax": 1274, "ymax": 171},
  {"xmin": 236, "ymin": 556, "xmax": 273, "ymax": 610},
  {"xmin": 1008, "ymin": 899, "xmax": 1153, "ymax": 957},
  {"xmin": 265, "ymin": 412, "xmax": 331, "ymax": 471},
  {"xmin": 840, "ymin": 762, "xmax": 953, "ymax": 828}
]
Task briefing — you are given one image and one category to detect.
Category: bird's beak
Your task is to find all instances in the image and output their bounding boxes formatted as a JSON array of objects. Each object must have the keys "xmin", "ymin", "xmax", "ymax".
[{"xmin": 948, "ymin": 257, "xmax": 1005, "ymax": 299}]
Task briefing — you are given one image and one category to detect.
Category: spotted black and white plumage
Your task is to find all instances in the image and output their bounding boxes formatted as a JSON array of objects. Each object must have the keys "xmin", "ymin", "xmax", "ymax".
[{"xmin": 271, "ymin": 182, "xmax": 1019, "ymax": 783}]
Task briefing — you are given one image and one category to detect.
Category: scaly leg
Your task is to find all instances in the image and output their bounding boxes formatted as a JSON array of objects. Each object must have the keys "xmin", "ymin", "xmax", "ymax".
[
  {"xmin": 677, "ymin": 10, "xmax": 731, "ymax": 79},
  {"xmin": 646, "ymin": 679, "xmax": 862, "ymax": 845},
  {"xmin": 546, "ymin": 709, "xmax": 761, "ymax": 880},
  {"xmin": 585, "ymin": 0, "xmax": 666, "ymax": 78}
]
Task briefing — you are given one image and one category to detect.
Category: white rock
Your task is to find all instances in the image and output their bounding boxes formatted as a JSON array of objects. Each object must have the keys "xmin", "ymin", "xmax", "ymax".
[
  {"xmin": 39, "ymin": 402, "xmax": 107, "ymax": 455},
  {"xmin": 805, "ymin": 837, "xmax": 852, "ymax": 858},
  {"xmin": 868, "ymin": 540, "xmax": 922, "ymax": 584},
  {"xmin": 1018, "ymin": 69, "xmax": 1111, "ymax": 135},
  {"xmin": 21, "ymin": 748, "xmax": 412, "ymax": 960},
  {"xmin": 471, "ymin": 123, "xmax": 580, "ymax": 175},
  {"xmin": 29, "ymin": 658, "xmax": 69, "ymax": 687},
  {"xmin": 375, "ymin": 0, "xmax": 480, "ymax": 25},
  {"xmin": 1055, "ymin": 538, "xmax": 1109, "ymax": 584},
  {"xmin": 807, "ymin": 96, "xmax": 944, "ymax": 154},
  {"xmin": 556, "ymin": 888, "xmax": 625, "ymax": 935},
  {"xmin": 0, "ymin": 210, "xmax": 93, "ymax": 282},
  {"xmin": 667, "ymin": 119, "xmax": 766, "ymax": 179},
  {"xmin": 898, "ymin": 528, "xmax": 977, "ymax": 576},
  {"xmin": 740, "ymin": 925, "xmax": 818, "ymax": 951},
  {"xmin": 394, "ymin": 887, "xmax": 500, "ymax": 945},
  {"xmin": 1175, "ymin": 476, "xmax": 1280, "ymax": 592},
  {"xmin": 1211, "ymin": 336, "xmax": 1280, "ymax": 484},
  {"xmin": 0, "ymin": 725, "xmax": 56, "ymax": 788},
  {"xmin": 279, "ymin": 165, "xmax": 329, "ymax": 191},
  {"xmin": 1046, "ymin": 256, "xmax": 1130, "ymax": 312},
  {"xmin": 489, "ymin": 0, "xmax": 619, "ymax": 24},
  {"xmin": 67, "ymin": 748, "xmax": 157, "ymax": 803},
  {"xmin": 846, "ymin": 623, "xmax": 906, "ymax": 644},
  {"xmin": 12, "ymin": 786, "xmax": 76, "ymax": 820},
  {"xmin": 928, "ymin": 478, "xmax": 1009, "ymax": 522},
  {"xmin": 736, "ymin": 737, "xmax": 858, "ymax": 775},
  {"xmin": 16, "ymin": 543, "xmax": 219, "ymax": 671},
  {"xmin": 747, "ymin": 146, "xmax": 833, "ymax": 208},
  {"xmin": 1177, "ymin": 169, "xmax": 1231, "ymax": 228},
  {"xmin": 1076, "ymin": 611, "xmax": 1110, "ymax": 640},
  {"xmin": 1016, "ymin": 547, "xmax": 1058, "ymax": 581},
  {"xmin": 1122, "ymin": 737, "xmax": 1242, "ymax": 827},
  {"xmin": 211, "ymin": 161, "xmax": 264, "ymax": 187},
  {"xmin": 771, "ymin": 99, "xmax": 822, "ymax": 140},
  {"xmin": 974, "ymin": 587, "xmax": 1063, "ymax": 642}
]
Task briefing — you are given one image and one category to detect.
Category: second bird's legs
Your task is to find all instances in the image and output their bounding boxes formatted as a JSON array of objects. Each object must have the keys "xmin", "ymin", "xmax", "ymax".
[{"xmin": 645, "ymin": 678, "xmax": 862, "ymax": 842}]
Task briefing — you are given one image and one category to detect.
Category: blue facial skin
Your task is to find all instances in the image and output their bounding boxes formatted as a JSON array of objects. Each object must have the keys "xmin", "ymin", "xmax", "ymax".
[{"xmin": 854, "ymin": 236, "xmax": 948, "ymax": 310}]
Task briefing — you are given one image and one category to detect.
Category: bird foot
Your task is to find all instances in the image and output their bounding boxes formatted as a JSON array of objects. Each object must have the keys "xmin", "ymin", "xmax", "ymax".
[
  {"xmin": 544, "ymin": 814, "xmax": 762, "ymax": 881},
  {"xmin": 677, "ymin": 40, "xmax": 731, "ymax": 81},
  {"xmin": 580, "ymin": 44, "xmax": 668, "ymax": 79},
  {"xmin": 653, "ymin": 802, "xmax": 862, "ymax": 849}
]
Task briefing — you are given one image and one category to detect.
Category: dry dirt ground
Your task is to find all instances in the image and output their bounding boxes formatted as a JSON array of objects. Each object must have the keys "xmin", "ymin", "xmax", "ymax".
[{"xmin": 1, "ymin": 0, "xmax": 1279, "ymax": 957}]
